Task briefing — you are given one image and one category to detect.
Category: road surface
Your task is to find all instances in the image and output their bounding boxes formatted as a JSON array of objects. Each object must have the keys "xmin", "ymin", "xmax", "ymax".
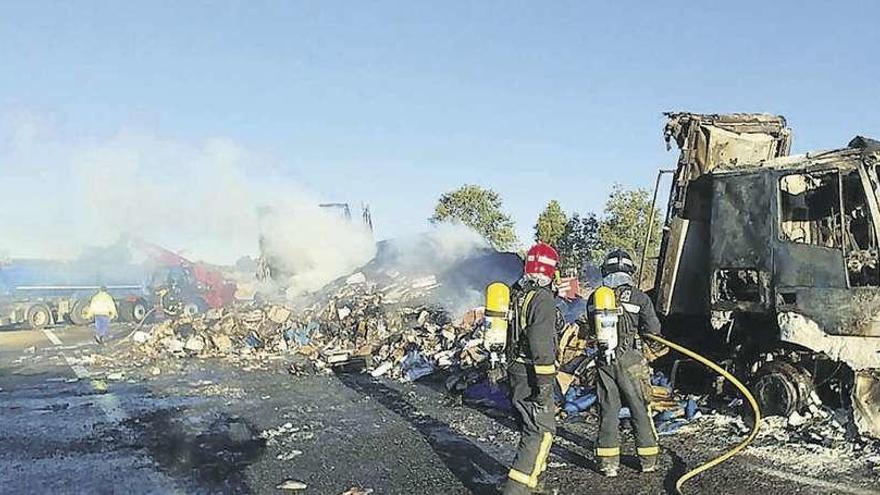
[{"xmin": 1, "ymin": 323, "xmax": 878, "ymax": 494}]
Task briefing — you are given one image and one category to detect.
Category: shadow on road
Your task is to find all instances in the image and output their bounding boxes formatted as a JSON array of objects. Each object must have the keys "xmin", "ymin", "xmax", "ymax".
[
  {"xmin": 125, "ymin": 406, "xmax": 267, "ymax": 494},
  {"xmin": 338, "ymin": 372, "xmax": 506, "ymax": 495},
  {"xmin": 662, "ymin": 448, "xmax": 687, "ymax": 495}
]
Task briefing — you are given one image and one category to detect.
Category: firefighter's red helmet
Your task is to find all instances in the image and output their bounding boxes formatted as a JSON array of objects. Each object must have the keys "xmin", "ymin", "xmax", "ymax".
[{"xmin": 524, "ymin": 242, "xmax": 559, "ymax": 278}]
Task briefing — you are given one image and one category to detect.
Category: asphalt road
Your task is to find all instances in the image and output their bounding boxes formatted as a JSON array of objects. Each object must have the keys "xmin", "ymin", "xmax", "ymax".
[{"xmin": 1, "ymin": 323, "xmax": 878, "ymax": 494}]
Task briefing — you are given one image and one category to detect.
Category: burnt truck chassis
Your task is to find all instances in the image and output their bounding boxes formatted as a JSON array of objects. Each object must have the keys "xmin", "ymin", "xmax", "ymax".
[{"xmin": 653, "ymin": 113, "xmax": 880, "ymax": 439}]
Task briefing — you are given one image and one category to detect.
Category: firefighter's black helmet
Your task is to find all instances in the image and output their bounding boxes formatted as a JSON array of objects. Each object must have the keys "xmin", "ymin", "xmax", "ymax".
[{"xmin": 601, "ymin": 248, "xmax": 636, "ymax": 277}]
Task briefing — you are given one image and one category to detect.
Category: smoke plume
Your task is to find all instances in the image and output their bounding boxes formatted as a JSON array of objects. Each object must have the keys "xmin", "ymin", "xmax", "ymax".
[{"xmin": 0, "ymin": 111, "xmax": 375, "ymax": 290}]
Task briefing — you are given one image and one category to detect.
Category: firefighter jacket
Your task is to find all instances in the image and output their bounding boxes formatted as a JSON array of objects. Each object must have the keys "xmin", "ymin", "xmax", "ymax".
[
  {"xmin": 86, "ymin": 291, "xmax": 118, "ymax": 319},
  {"xmin": 507, "ymin": 279, "xmax": 558, "ymax": 376}
]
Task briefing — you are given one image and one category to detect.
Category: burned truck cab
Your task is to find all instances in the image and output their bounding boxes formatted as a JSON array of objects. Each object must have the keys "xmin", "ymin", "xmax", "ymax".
[{"xmin": 656, "ymin": 113, "xmax": 880, "ymax": 438}]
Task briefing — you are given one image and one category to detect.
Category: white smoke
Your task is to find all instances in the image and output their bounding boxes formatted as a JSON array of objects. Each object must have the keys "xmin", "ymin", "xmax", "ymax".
[
  {"xmin": 258, "ymin": 204, "xmax": 376, "ymax": 296},
  {"xmin": 0, "ymin": 111, "xmax": 376, "ymax": 290},
  {"xmin": 382, "ymin": 222, "xmax": 491, "ymax": 272},
  {"xmin": 366, "ymin": 223, "xmax": 521, "ymax": 317}
]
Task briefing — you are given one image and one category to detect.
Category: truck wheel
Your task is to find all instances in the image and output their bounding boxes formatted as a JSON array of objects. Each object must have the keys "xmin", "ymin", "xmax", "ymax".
[
  {"xmin": 118, "ymin": 300, "xmax": 134, "ymax": 322},
  {"xmin": 119, "ymin": 299, "xmax": 148, "ymax": 323},
  {"xmin": 27, "ymin": 304, "xmax": 53, "ymax": 330},
  {"xmin": 130, "ymin": 299, "xmax": 148, "ymax": 323},
  {"xmin": 182, "ymin": 301, "xmax": 203, "ymax": 317},
  {"xmin": 752, "ymin": 361, "xmax": 815, "ymax": 417},
  {"xmin": 70, "ymin": 298, "xmax": 93, "ymax": 326}
]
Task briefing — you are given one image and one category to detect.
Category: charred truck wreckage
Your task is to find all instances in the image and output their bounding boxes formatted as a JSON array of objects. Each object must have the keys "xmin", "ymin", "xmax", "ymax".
[{"xmin": 654, "ymin": 112, "xmax": 880, "ymax": 438}]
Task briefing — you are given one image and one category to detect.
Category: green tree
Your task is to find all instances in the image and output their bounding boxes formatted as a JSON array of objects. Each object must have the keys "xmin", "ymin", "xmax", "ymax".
[
  {"xmin": 534, "ymin": 200, "xmax": 567, "ymax": 247},
  {"xmin": 557, "ymin": 212, "xmax": 600, "ymax": 278},
  {"xmin": 593, "ymin": 184, "xmax": 662, "ymax": 285},
  {"xmin": 430, "ymin": 184, "xmax": 519, "ymax": 250}
]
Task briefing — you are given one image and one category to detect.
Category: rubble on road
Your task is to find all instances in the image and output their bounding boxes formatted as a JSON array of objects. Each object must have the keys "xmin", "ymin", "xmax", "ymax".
[
  {"xmin": 681, "ymin": 407, "xmax": 880, "ymax": 478},
  {"xmin": 339, "ymin": 488, "xmax": 373, "ymax": 495},
  {"xmin": 118, "ymin": 271, "xmax": 496, "ymax": 385}
]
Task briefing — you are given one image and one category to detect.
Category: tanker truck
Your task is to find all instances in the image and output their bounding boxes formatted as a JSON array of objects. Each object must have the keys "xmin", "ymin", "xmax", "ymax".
[{"xmin": 649, "ymin": 112, "xmax": 880, "ymax": 438}]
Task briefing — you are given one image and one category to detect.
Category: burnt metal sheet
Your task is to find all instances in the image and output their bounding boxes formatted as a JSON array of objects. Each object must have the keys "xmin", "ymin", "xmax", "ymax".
[
  {"xmin": 656, "ymin": 217, "xmax": 710, "ymax": 315},
  {"xmin": 773, "ymin": 244, "xmax": 848, "ymax": 289},
  {"xmin": 778, "ymin": 287, "xmax": 880, "ymax": 337},
  {"xmin": 710, "ymin": 173, "xmax": 773, "ymax": 271},
  {"xmin": 849, "ymin": 135, "xmax": 880, "ymax": 151}
]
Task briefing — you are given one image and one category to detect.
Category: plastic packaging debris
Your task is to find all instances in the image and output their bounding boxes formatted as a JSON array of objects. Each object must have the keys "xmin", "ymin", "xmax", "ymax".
[
  {"xmin": 560, "ymin": 386, "xmax": 598, "ymax": 415},
  {"xmin": 685, "ymin": 397, "xmax": 699, "ymax": 420},
  {"xmin": 651, "ymin": 371, "xmax": 671, "ymax": 388},
  {"xmin": 401, "ymin": 350, "xmax": 435, "ymax": 381},
  {"xmin": 122, "ymin": 269, "xmax": 500, "ymax": 384},
  {"xmin": 184, "ymin": 335, "xmax": 206, "ymax": 353},
  {"xmin": 268, "ymin": 306, "xmax": 292, "ymax": 324},
  {"xmin": 244, "ymin": 334, "xmax": 263, "ymax": 349},
  {"xmin": 277, "ymin": 480, "xmax": 307, "ymax": 491},
  {"xmin": 657, "ymin": 419, "xmax": 687, "ymax": 435},
  {"xmin": 161, "ymin": 337, "xmax": 184, "ymax": 353},
  {"xmin": 463, "ymin": 379, "xmax": 512, "ymax": 411},
  {"xmin": 370, "ymin": 361, "xmax": 394, "ymax": 378},
  {"xmin": 340, "ymin": 488, "xmax": 373, "ymax": 495},
  {"xmin": 211, "ymin": 334, "xmax": 233, "ymax": 352},
  {"xmin": 573, "ymin": 393, "xmax": 598, "ymax": 411},
  {"xmin": 276, "ymin": 450, "xmax": 304, "ymax": 461}
]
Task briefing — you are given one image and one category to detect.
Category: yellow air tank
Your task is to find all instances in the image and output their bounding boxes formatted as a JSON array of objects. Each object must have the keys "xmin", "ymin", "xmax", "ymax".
[
  {"xmin": 593, "ymin": 286, "xmax": 619, "ymax": 361},
  {"xmin": 484, "ymin": 282, "xmax": 510, "ymax": 353}
]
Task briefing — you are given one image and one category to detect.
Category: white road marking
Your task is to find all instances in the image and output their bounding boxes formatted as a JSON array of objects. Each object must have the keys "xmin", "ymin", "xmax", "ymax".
[
  {"xmin": 751, "ymin": 465, "xmax": 878, "ymax": 495},
  {"xmin": 41, "ymin": 328, "xmax": 63, "ymax": 346},
  {"xmin": 40, "ymin": 329, "xmax": 128, "ymax": 424}
]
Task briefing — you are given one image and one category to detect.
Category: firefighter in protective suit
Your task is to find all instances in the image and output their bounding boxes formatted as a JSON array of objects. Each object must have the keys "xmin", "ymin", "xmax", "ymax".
[
  {"xmin": 503, "ymin": 242, "xmax": 560, "ymax": 495},
  {"xmin": 588, "ymin": 248, "xmax": 661, "ymax": 477}
]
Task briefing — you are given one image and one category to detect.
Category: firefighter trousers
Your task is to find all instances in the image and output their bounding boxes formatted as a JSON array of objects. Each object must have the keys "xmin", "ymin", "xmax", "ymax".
[
  {"xmin": 504, "ymin": 362, "xmax": 556, "ymax": 494},
  {"xmin": 596, "ymin": 350, "xmax": 658, "ymax": 464}
]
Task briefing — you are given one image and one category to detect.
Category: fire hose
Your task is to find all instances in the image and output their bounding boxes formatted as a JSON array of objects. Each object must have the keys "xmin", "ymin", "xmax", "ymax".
[{"xmin": 644, "ymin": 333, "xmax": 762, "ymax": 494}]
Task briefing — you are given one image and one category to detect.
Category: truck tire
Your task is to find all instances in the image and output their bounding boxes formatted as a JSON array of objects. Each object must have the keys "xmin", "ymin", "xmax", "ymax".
[
  {"xmin": 130, "ymin": 299, "xmax": 148, "ymax": 323},
  {"xmin": 69, "ymin": 298, "xmax": 93, "ymax": 326},
  {"xmin": 27, "ymin": 304, "xmax": 53, "ymax": 330},
  {"xmin": 752, "ymin": 360, "xmax": 815, "ymax": 417},
  {"xmin": 118, "ymin": 300, "xmax": 133, "ymax": 322},
  {"xmin": 182, "ymin": 300, "xmax": 205, "ymax": 317},
  {"xmin": 120, "ymin": 298, "xmax": 149, "ymax": 323}
]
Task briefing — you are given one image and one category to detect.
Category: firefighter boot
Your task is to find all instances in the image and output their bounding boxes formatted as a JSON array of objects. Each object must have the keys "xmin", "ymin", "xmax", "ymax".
[
  {"xmin": 641, "ymin": 454, "xmax": 658, "ymax": 473},
  {"xmin": 599, "ymin": 455, "xmax": 619, "ymax": 477}
]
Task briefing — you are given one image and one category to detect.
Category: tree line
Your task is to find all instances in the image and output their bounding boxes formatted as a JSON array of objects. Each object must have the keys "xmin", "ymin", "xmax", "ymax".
[{"xmin": 430, "ymin": 184, "xmax": 661, "ymax": 285}]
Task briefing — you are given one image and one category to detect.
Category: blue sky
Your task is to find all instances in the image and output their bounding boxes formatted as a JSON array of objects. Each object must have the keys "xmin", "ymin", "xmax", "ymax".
[{"xmin": 2, "ymin": 1, "xmax": 879, "ymax": 255}]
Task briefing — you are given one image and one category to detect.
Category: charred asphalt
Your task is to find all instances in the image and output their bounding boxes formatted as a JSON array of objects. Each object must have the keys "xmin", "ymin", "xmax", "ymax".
[{"xmin": 1, "ymin": 324, "xmax": 878, "ymax": 494}]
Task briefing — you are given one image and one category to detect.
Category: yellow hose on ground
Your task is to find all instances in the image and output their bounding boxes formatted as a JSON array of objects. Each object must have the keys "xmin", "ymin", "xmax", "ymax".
[{"xmin": 644, "ymin": 334, "xmax": 762, "ymax": 494}]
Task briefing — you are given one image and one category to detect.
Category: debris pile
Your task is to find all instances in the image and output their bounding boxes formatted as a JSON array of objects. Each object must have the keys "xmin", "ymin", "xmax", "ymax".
[
  {"xmin": 126, "ymin": 272, "xmax": 494, "ymax": 382},
  {"xmin": 682, "ymin": 405, "xmax": 880, "ymax": 477}
]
